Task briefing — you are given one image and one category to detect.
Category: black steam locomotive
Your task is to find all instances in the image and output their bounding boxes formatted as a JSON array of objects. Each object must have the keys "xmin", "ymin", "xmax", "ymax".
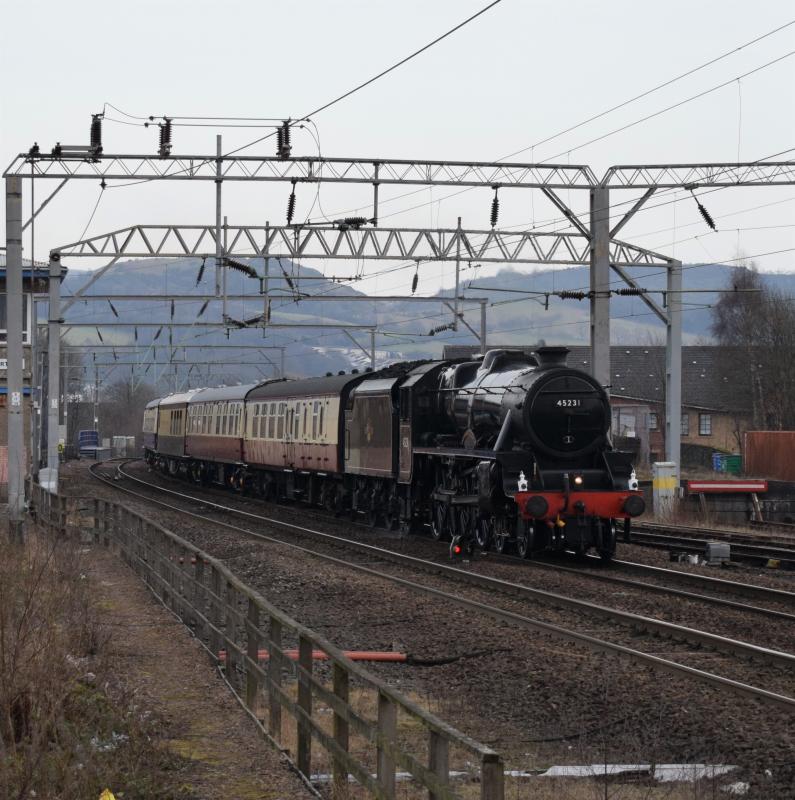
[{"xmin": 144, "ymin": 347, "xmax": 644, "ymax": 559}]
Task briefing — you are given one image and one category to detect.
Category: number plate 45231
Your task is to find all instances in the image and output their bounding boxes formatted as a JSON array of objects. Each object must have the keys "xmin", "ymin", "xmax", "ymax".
[{"xmin": 556, "ymin": 399, "xmax": 581, "ymax": 407}]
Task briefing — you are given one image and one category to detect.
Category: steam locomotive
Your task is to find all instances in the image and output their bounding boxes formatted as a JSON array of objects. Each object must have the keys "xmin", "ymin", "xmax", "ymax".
[{"xmin": 142, "ymin": 347, "xmax": 644, "ymax": 559}]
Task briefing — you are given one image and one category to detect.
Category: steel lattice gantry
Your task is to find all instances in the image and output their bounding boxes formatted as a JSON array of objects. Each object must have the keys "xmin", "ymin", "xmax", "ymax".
[
  {"xmin": 52, "ymin": 223, "xmax": 673, "ymax": 267},
  {"xmin": 5, "ymin": 148, "xmax": 795, "ymax": 537}
]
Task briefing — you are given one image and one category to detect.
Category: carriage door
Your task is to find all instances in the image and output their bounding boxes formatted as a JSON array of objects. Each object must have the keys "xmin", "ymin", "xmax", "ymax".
[
  {"xmin": 398, "ymin": 386, "xmax": 412, "ymax": 483},
  {"xmin": 284, "ymin": 401, "xmax": 296, "ymax": 468}
]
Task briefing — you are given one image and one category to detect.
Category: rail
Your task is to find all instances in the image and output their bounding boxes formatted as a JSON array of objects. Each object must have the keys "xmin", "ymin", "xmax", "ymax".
[{"xmin": 27, "ymin": 481, "xmax": 504, "ymax": 800}]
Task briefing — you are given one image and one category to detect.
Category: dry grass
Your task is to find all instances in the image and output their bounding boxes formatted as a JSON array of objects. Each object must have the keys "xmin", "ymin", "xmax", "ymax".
[{"xmin": 0, "ymin": 524, "xmax": 187, "ymax": 800}]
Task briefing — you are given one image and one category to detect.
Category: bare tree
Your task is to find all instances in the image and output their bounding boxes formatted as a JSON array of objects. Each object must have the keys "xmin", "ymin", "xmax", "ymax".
[{"xmin": 711, "ymin": 263, "xmax": 795, "ymax": 430}]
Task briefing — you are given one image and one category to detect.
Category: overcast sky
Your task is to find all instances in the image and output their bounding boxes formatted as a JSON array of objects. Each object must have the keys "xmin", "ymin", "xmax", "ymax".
[{"xmin": 1, "ymin": 0, "xmax": 794, "ymax": 301}]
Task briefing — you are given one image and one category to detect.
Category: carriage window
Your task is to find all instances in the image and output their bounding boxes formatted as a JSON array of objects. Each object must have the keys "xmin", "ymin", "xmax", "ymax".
[
  {"xmin": 277, "ymin": 402, "xmax": 285, "ymax": 438},
  {"xmin": 295, "ymin": 406, "xmax": 301, "ymax": 439},
  {"xmin": 312, "ymin": 401, "xmax": 319, "ymax": 439},
  {"xmin": 319, "ymin": 403, "xmax": 325, "ymax": 439},
  {"xmin": 302, "ymin": 405, "xmax": 308, "ymax": 439},
  {"xmin": 267, "ymin": 403, "xmax": 275, "ymax": 438}
]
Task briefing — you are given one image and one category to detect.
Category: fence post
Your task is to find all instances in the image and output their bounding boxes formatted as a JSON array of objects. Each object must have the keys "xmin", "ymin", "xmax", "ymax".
[
  {"xmin": 377, "ymin": 691, "xmax": 397, "ymax": 799},
  {"xmin": 194, "ymin": 555, "xmax": 206, "ymax": 642},
  {"xmin": 225, "ymin": 582, "xmax": 238, "ymax": 683},
  {"xmin": 297, "ymin": 634, "xmax": 313, "ymax": 777},
  {"xmin": 480, "ymin": 754, "xmax": 504, "ymax": 800},
  {"xmin": 428, "ymin": 731, "xmax": 450, "ymax": 800},
  {"xmin": 268, "ymin": 616, "xmax": 283, "ymax": 739},
  {"xmin": 332, "ymin": 662, "xmax": 350, "ymax": 800},
  {"xmin": 210, "ymin": 565, "xmax": 223, "ymax": 662},
  {"xmin": 245, "ymin": 598, "xmax": 261, "ymax": 714}
]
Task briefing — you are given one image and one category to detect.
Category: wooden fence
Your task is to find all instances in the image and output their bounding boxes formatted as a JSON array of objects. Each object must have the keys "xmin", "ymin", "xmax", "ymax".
[{"xmin": 28, "ymin": 482, "xmax": 505, "ymax": 800}]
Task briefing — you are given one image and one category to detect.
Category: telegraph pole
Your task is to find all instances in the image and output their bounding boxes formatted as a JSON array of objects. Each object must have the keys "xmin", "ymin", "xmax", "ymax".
[{"xmin": 5, "ymin": 176, "xmax": 25, "ymax": 542}]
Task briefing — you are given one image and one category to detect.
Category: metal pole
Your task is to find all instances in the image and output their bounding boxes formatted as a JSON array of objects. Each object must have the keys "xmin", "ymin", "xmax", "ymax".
[
  {"xmin": 665, "ymin": 260, "xmax": 682, "ymax": 480},
  {"xmin": 47, "ymin": 254, "xmax": 61, "ymax": 488},
  {"xmin": 280, "ymin": 347, "xmax": 285, "ymax": 378},
  {"xmin": 454, "ymin": 217, "xmax": 461, "ymax": 331},
  {"xmin": 94, "ymin": 365, "xmax": 99, "ymax": 432},
  {"xmin": 370, "ymin": 331, "xmax": 376, "ymax": 371},
  {"xmin": 5, "ymin": 176, "xmax": 25, "ymax": 541},
  {"xmin": 480, "ymin": 300, "xmax": 487, "ymax": 356},
  {"xmin": 589, "ymin": 185, "xmax": 611, "ymax": 392},
  {"xmin": 222, "ymin": 214, "xmax": 228, "ymax": 321},
  {"xmin": 29, "ymin": 316, "xmax": 41, "ymax": 480},
  {"xmin": 215, "ymin": 135, "xmax": 222, "ymax": 298}
]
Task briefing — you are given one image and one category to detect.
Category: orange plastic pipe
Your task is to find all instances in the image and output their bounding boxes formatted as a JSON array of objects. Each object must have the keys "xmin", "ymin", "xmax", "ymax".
[{"xmin": 219, "ymin": 649, "xmax": 406, "ymax": 663}]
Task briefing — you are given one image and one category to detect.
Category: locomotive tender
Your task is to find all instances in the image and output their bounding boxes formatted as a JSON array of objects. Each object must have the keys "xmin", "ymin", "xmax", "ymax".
[{"xmin": 142, "ymin": 347, "xmax": 644, "ymax": 559}]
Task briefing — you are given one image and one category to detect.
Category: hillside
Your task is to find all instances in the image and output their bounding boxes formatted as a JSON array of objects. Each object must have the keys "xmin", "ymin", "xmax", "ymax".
[{"xmin": 60, "ymin": 258, "xmax": 791, "ymax": 381}]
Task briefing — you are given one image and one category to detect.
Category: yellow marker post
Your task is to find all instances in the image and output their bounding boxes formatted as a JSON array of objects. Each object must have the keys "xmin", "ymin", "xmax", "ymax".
[{"xmin": 99, "ymin": 790, "xmax": 116, "ymax": 800}]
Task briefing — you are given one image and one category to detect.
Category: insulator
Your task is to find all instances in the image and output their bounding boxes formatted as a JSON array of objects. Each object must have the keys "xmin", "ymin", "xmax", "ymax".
[
  {"xmin": 107, "ymin": 300, "xmax": 119, "ymax": 317},
  {"xmin": 158, "ymin": 118, "xmax": 172, "ymax": 158},
  {"xmin": 490, "ymin": 189, "xmax": 500, "ymax": 228},
  {"xmin": 153, "ymin": 325, "xmax": 163, "ymax": 341},
  {"xmin": 95, "ymin": 327, "xmax": 104, "ymax": 342},
  {"xmin": 224, "ymin": 257, "xmax": 258, "ymax": 278},
  {"xmin": 112, "ymin": 349, "xmax": 118, "ymax": 361},
  {"xmin": 286, "ymin": 188, "xmax": 296, "ymax": 224},
  {"xmin": 615, "ymin": 287, "xmax": 646, "ymax": 296},
  {"xmin": 279, "ymin": 120, "xmax": 292, "ymax": 158},
  {"xmin": 90, "ymin": 114, "xmax": 103, "ymax": 154},
  {"xmin": 411, "ymin": 269, "xmax": 419, "ymax": 294},
  {"xmin": 697, "ymin": 201, "xmax": 717, "ymax": 231},
  {"xmin": 344, "ymin": 216, "xmax": 368, "ymax": 228},
  {"xmin": 52, "ymin": 142, "xmax": 62, "ymax": 158},
  {"xmin": 144, "ymin": 363, "xmax": 152, "ymax": 375},
  {"xmin": 28, "ymin": 142, "xmax": 40, "ymax": 158},
  {"xmin": 196, "ymin": 257, "xmax": 206, "ymax": 286},
  {"xmin": 558, "ymin": 290, "xmax": 588, "ymax": 301},
  {"xmin": 134, "ymin": 326, "xmax": 138, "ymax": 342},
  {"xmin": 170, "ymin": 299, "xmax": 175, "ymax": 319},
  {"xmin": 197, "ymin": 300, "xmax": 209, "ymax": 317}
]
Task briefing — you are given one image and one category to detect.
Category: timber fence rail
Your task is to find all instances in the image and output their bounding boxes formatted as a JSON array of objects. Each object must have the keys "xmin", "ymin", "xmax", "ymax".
[{"xmin": 27, "ymin": 481, "xmax": 505, "ymax": 800}]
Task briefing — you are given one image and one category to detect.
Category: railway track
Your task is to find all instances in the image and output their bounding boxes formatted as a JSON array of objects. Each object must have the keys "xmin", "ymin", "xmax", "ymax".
[
  {"xmin": 115, "ymin": 459, "xmax": 795, "ymax": 617},
  {"xmin": 88, "ymin": 460, "xmax": 795, "ymax": 711},
  {"xmin": 630, "ymin": 522, "xmax": 795, "ymax": 569}
]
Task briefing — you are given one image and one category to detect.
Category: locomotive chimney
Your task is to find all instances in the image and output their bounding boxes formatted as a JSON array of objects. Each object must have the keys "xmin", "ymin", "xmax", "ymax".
[{"xmin": 534, "ymin": 346, "xmax": 569, "ymax": 367}]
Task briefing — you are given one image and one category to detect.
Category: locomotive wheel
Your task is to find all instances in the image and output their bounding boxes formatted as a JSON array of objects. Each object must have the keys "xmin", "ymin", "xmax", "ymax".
[
  {"xmin": 491, "ymin": 516, "xmax": 510, "ymax": 554},
  {"xmin": 475, "ymin": 516, "xmax": 493, "ymax": 549},
  {"xmin": 454, "ymin": 505, "xmax": 476, "ymax": 541},
  {"xmin": 598, "ymin": 519, "xmax": 617, "ymax": 562},
  {"xmin": 431, "ymin": 501, "xmax": 451, "ymax": 542},
  {"xmin": 515, "ymin": 520, "xmax": 535, "ymax": 559}
]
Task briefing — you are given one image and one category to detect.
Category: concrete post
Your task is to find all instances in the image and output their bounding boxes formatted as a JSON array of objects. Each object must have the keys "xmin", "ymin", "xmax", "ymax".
[
  {"xmin": 47, "ymin": 253, "xmax": 61, "ymax": 490},
  {"xmin": 665, "ymin": 260, "xmax": 683, "ymax": 479},
  {"xmin": 589, "ymin": 185, "xmax": 611, "ymax": 392},
  {"xmin": 370, "ymin": 330, "xmax": 376, "ymax": 371},
  {"xmin": 5, "ymin": 176, "xmax": 25, "ymax": 542}
]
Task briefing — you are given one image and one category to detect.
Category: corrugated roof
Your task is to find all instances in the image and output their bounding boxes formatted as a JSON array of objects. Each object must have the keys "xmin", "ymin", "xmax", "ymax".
[{"xmin": 442, "ymin": 344, "xmax": 746, "ymax": 412}]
